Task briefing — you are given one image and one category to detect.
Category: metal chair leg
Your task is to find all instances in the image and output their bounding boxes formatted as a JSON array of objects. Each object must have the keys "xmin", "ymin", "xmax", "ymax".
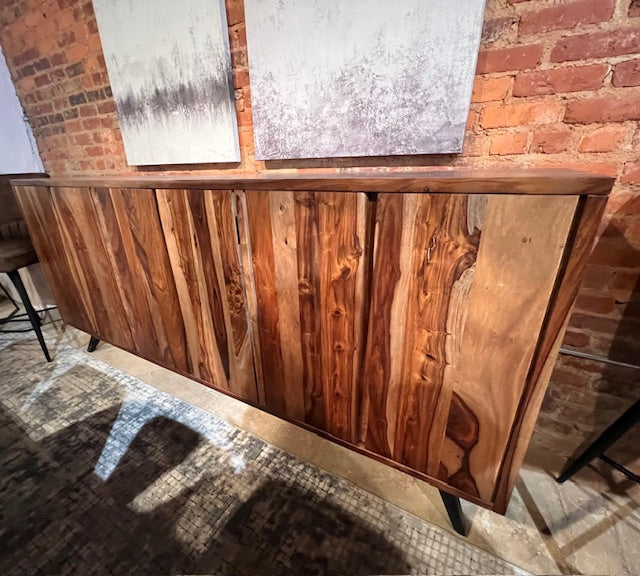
[
  {"xmin": 440, "ymin": 490, "xmax": 468, "ymax": 536},
  {"xmin": 7, "ymin": 270, "xmax": 51, "ymax": 362},
  {"xmin": 557, "ymin": 399, "xmax": 640, "ymax": 483},
  {"xmin": 87, "ymin": 336, "xmax": 100, "ymax": 352}
]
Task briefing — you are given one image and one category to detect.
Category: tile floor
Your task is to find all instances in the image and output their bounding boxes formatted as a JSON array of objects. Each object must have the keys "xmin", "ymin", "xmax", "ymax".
[
  {"xmin": 1, "ymin": 310, "xmax": 638, "ymax": 575},
  {"xmin": 81, "ymin": 333, "xmax": 640, "ymax": 575},
  {"xmin": 1, "ymin": 318, "xmax": 526, "ymax": 575}
]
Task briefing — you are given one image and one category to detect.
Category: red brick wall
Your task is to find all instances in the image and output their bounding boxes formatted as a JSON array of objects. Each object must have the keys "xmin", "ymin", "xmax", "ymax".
[{"xmin": 1, "ymin": 0, "xmax": 638, "ymax": 463}]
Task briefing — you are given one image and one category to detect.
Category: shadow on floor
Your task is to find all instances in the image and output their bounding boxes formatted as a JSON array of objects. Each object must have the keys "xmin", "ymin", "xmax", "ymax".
[{"xmin": 0, "ymin": 400, "xmax": 410, "ymax": 575}]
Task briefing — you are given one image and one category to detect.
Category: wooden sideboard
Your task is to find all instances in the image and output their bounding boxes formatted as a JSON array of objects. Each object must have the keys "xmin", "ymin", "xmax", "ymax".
[{"xmin": 11, "ymin": 170, "xmax": 612, "ymax": 519}]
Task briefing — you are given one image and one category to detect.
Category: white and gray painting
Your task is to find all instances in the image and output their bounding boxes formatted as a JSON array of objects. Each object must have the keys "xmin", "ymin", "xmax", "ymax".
[
  {"xmin": 245, "ymin": 0, "xmax": 486, "ymax": 160},
  {"xmin": 92, "ymin": 0, "xmax": 239, "ymax": 165}
]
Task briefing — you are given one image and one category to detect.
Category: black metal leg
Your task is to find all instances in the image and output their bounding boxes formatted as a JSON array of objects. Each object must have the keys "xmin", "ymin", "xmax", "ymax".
[
  {"xmin": 557, "ymin": 399, "xmax": 640, "ymax": 483},
  {"xmin": 87, "ymin": 336, "xmax": 100, "ymax": 352},
  {"xmin": 7, "ymin": 270, "xmax": 51, "ymax": 362},
  {"xmin": 440, "ymin": 490, "xmax": 468, "ymax": 536}
]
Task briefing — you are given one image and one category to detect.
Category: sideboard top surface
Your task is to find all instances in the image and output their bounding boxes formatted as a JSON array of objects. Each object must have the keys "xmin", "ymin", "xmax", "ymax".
[{"xmin": 11, "ymin": 169, "xmax": 614, "ymax": 196}]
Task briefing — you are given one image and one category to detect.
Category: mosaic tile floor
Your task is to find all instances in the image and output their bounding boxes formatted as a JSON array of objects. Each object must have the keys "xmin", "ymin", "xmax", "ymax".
[{"xmin": 0, "ymin": 321, "xmax": 529, "ymax": 575}]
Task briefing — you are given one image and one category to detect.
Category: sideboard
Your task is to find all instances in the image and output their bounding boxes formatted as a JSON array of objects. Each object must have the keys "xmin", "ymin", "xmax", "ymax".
[{"xmin": 11, "ymin": 170, "xmax": 612, "ymax": 531}]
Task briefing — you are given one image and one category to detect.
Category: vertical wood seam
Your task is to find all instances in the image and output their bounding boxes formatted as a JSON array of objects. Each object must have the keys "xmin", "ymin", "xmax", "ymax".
[{"xmin": 355, "ymin": 193, "xmax": 377, "ymax": 445}]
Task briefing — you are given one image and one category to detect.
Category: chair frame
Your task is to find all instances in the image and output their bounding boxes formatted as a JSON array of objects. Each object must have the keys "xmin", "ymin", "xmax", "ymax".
[
  {"xmin": 0, "ymin": 173, "xmax": 53, "ymax": 362},
  {"xmin": 0, "ymin": 271, "xmax": 54, "ymax": 361}
]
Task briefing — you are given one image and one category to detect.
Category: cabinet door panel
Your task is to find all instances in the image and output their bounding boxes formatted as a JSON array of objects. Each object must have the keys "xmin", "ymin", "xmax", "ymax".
[
  {"xmin": 361, "ymin": 193, "xmax": 577, "ymax": 504},
  {"xmin": 49, "ymin": 187, "xmax": 135, "ymax": 350},
  {"xmin": 19, "ymin": 185, "xmax": 256, "ymax": 399},
  {"xmin": 241, "ymin": 190, "xmax": 370, "ymax": 441},
  {"xmin": 157, "ymin": 189, "xmax": 257, "ymax": 401},
  {"xmin": 94, "ymin": 188, "xmax": 192, "ymax": 374},
  {"xmin": 102, "ymin": 187, "xmax": 190, "ymax": 373},
  {"xmin": 92, "ymin": 186, "xmax": 163, "ymax": 362},
  {"xmin": 17, "ymin": 186, "xmax": 96, "ymax": 335}
]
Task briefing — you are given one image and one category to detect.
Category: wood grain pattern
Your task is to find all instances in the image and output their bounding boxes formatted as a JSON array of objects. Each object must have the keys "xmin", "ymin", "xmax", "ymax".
[
  {"xmin": 235, "ymin": 190, "xmax": 267, "ymax": 406},
  {"xmin": 206, "ymin": 190, "xmax": 257, "ymax": 401},
  {"xmin": 243, "ymin": 190, "xmax": 369, "ymax": 441},
  {"xmin": 362, "ymin": 194, "xmax": 481, "ymax": 468},
  {"xmin": 361, "ymin": 193, "xmax": 579, "ymax": 503},
  {"xmin": 11, "ymin": 169, "xmax": 614, "ymax": 196},
  {"xmin": 318, "ymin": 192, "xmax": 367, "ymax": 441},
  {"xmin": 491, "ymin": 195, "xmax": 608, "ymax": 513},
  {"xmin": 15, "ymin": 185, "xmax": 94, "ymax": 333},
  {"xmin": 295, "ymin": 191, "xmax": 325, "ymax": 429},
  {"xmin": 157, "ymin": 189, "xmax": 229, "ymax": 388},
  {"xmin": 13, "ymin": 174, "xmax": 611, "ymax": 514},
  {"xmin": 270, "ymin": 191, "xmax": 306, "ymax": 420},
  {"xmin": 49, "ymin": 187, "xmax": 134, "ymax": 349},
  {"xmin": 156, "ymin": 188, "xmax": 256, "ymax": 399},
  {"xmin": 396, "ymin": 194, "xmax": 482, "ymax": 476},
  {"xmin": 19, "ymin": 185, "xmax": 256, "ymax": 398},
  {"xmin": 91, "ymin": 186, "xmax": 160, "ymax": 361},
  {"xmin": 436, "ymin": 195, "xmax": 578, "ymax": 501},
  {"xmin": 243, "ymin": 189, "xmax": 288, "ymax": 414},
  {"xmin": 108, "ymin": 187, "xmax": 190, "ymax": 373},
  {"xmin": 360, "ymin": 193, "xmax": 406, "ymax": 456}
]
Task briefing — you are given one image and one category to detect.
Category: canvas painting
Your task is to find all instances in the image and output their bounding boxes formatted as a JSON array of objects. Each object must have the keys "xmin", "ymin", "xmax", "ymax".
[
  {"xmin": 92, "ymin": 0, "xmax": 239, "ymax": 165},
  {"xmin": 244, "ymin": 0, "xmax": 486, "ymax": 160}
]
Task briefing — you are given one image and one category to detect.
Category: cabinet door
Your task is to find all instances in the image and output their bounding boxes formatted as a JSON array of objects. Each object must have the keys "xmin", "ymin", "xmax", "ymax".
[
  {"xmin": 17, "ymin": 185, "xmax": 104, "ymax": 337},
  {"xmin": 91, "ymin": 186, "xmax": 190, "ymax": 373},
  {"xmin": 360, "ymin": 193, "xmax": 577, "ymax": 506},
  {"xmin": 18, "ymin": 185, "xmax": 135, "ymax": 349},
  {"xmin": 18, "ymin": 184, "xmax": 190, "ymax": 370},
  {"xmin": 240, "ymin": 190, "xmax": 371, "ymax": 442},
  {"xmin": 156, "ymin": 189, "xmax": 257, "ymax": 401},
  {"xmin": 17, "ymin": 185, "xmax": 257, "ymax": 402}
]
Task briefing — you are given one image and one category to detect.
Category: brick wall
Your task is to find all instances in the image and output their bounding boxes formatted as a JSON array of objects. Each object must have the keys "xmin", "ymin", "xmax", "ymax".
[{"xmin": 1, "ymin": 0, "xmax": 638, "ymax": 466}]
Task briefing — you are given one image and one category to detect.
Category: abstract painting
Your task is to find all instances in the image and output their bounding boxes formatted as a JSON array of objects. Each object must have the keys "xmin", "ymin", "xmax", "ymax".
[
  {"xmin": 92, "ymin": 0, "xmax": 239, "ymax": 165},
  {"xmin": 244, "ymin": 0, "xmax": 486, "ymax": 160}
]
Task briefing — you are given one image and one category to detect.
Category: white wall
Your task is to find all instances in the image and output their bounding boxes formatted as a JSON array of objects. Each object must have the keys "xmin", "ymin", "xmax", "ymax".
[{"xmin": 0, "ymin": 44, "xmax": 43, "ymax": 174}]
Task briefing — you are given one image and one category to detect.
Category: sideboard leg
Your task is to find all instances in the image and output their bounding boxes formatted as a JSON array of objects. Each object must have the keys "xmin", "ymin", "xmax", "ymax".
[
  {"xmin": 87, "ymin": 336, "xmax": 100, "ymax": 352},
  {"xmin": 440, "ymin": 490, "xmax": 469, "ymax": 536}
]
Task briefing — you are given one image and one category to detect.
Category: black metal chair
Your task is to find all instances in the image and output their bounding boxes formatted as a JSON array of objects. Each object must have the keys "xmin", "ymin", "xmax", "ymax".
[{"xmin": 0, "ymin": 173, "xmax": 53, "ymax": 362}]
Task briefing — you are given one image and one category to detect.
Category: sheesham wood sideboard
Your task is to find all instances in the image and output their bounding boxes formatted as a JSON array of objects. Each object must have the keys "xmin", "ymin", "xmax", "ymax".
[{"xmin": 11, "ymin": 170, "xmax": 613, "ymax": 531}]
